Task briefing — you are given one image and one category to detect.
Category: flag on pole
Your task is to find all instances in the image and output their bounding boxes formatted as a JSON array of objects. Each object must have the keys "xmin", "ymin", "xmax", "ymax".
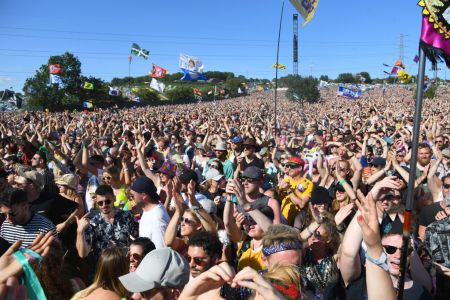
[
  {"xmin": 49, "ymin": 74, "xmax": 63, "ymax": 86},
  {"xmin": 150, "ymin": 64, "xmax": 169, "ymax": 78},
  {"xmin": 394, "ymin": 59, "xmax": 406, "ymax": 69},
  {"xmin": 131, "ymin": 43, "xmax": 149, "ymax": 59},
  {"xmin": 413, "ymin": 55, "xmax": 420, "ymax": 63},
  {"xmin": 108, "ymin": 86, "xmax": 120, "ymax": 96},
  {"xmin": 390, "ymin": 66, "xmax": 399, "ymax": 75},
  {"xmin": 272, "ymin": 63, "xmax": 287, "ymax": 69},
  {"xmin": 49, "ymin": 64, "xmax": 62, "ymax": 74},
  {"xmin": 289, "ymin": 0, "xmax": 319, "ymax": 26},
  {"xmin": 418, "ymin": 0, "xmax": 450, "ymax": 67},
  {"xmin": 83, "ymin": 82, "xmax": 94, "ymax": 90},
  {"xmin": 150, "ymin": 78, "xmax": 165, "ymax": 93},
  {"xmin": 397, "ymin": 69, "xmax": 412, "ymax": 84},
  {"xmin": 83, "ymin": 100, "xmax": 93, "ymax": 108}
]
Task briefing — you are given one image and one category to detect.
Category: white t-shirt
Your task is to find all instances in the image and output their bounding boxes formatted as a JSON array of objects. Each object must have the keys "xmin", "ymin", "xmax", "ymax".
[{"xmin": 139, "ymin": 203, "xmax": 170, "ymax": 249}]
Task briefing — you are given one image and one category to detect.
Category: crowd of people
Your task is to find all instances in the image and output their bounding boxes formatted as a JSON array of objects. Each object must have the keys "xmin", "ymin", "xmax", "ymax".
[{"xmin": 0, "ymin": 85, "xmax": 449, "ymax": 300}]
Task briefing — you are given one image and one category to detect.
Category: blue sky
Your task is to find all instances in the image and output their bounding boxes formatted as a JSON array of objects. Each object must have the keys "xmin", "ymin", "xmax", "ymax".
[{"xmin": 0, "ymin": 0, "xmax": 442, "ymax": 92}]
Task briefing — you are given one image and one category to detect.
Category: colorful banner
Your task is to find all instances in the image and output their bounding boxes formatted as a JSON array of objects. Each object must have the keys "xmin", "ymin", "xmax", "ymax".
[
  {"xmin": 108, "ymin": 86, "xmax": 120, "ymax": 96},
  {"xmin": 179, "ymin": 53, "xmax": 207, "ymax": 81},
  {"xmin": 49, "ymin": 64, "xmax": 62, "ymax": 74},
  {"xmin": 150, "ymin": 64, "xmax": 169, "ymax": 78},
  {"xmin": 49, "ymin": 74, "xmax": 63, "ymax": 86},
  {"xmin": 83, "ymin": 101, "xmax": 93, "ymax": 108},
  {"xmin": 337, "ymin": 86, "xmax": 361, "ymax": 99},
  {"xmin": 290, "ymin": 0, "xmax": 319, "ymax": 26}
]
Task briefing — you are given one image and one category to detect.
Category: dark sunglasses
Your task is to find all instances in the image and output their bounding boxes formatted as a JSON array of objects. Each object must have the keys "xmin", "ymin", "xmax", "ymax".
[
  {"xmin": 383, "ymin": 245, "xmax": 413, "ymax": 255},
  {"xmin": 128, "ymin": 252, "xmax": 142, "ymax": 261},
  {"xmin": 284, "ymin": 164, "xmax": 300, "ymax": 169},
  {"xmin": 443, "ymin": 183, "xmax": 450, "ymax": 189},
  {"xmin": 181, "ymin": 217, "xmax": 195, "ymax": 225},
  {"xmin": 244, "ymin": 215, "xmax": 256, "ymax": 225},
  {"xmin": 1, "ymin": 210, "xmax": 18, "ymax": 217},
  {"xmin": 97, "ymin": 199, "xmax": 112, "ymax": 207},
  {"xmin": 384, "ymin": 194, "xmax": 401, "ymax": 201},
  {"xmin": 103, "ymin": 176, "xmax": 112, "ymax": 180},
  {"xmin": 186, "ymin": 256, "xmax": 208, "ymax": 265},
  {"xmin": 240, "ymin": 177, "xmax": 258, "ymax": 183}
]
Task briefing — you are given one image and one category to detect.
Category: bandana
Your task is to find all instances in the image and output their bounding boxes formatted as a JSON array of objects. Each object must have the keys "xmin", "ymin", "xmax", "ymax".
[{"xmin": 262, "ymin": 240, "xmax": 302, "ymax": 256}]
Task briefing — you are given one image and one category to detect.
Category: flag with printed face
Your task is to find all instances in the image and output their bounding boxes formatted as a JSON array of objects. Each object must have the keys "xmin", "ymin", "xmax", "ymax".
[
  {"xmin": 131, "ymin": 43, "xmax": 149, "ymax": 59},
  {"xmin": 290, "ymin": 0, "xmax": 319, "ymax": 26},
  {"xmin": 150, "ymin": 64, "xmax": 169, "ymax": 78},
  {"xmin": 49, "ymin": 64, "xmax": 62, "ymax": 74},
  {"xmin": 150, "ymin": 78, "xmax": 165, "ymax": 93},
  {"xmin": 180, "ymin": 53, "xmax": 207, "ymax": 81},
  {"xmin": 108, "ymin": 86, "xmax": 120, "ymax": 96},
  {"xmin": 50, "ymin": 74, "xmax": 63, "ymax": 86},
  {"xmin": 83, "ymin": 82, "xmax": 94, "ymax": 90}
]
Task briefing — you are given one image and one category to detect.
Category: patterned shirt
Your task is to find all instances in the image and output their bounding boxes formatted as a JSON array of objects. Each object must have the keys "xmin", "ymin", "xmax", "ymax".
[{"xmin": 85, "ymin": 209, "xmax": 138, "ymax": 259}]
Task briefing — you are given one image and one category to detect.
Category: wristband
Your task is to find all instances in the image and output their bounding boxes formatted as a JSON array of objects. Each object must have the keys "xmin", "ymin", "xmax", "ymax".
[
  {"xmin": 365, "ymin": 250, "xmax": 389, "ymax": 272},
  {"xmin": 338, "ymin": 179, "xmax": 346, "ymax": 186}
]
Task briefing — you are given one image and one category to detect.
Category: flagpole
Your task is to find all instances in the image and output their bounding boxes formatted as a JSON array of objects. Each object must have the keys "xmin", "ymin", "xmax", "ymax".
[
  {"xmin": 397, "ymin": 46, "xmax": 426, "ymax": 300},
  {"xmin": 274, "ymin": 1, "xmax": 284, "ymax": 138}
]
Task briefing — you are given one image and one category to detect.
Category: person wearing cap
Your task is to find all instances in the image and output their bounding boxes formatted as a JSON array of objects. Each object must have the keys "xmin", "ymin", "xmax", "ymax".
[
  {"xmin": 14, "ymin": 169, "xmax": 79, "ymax": 237},
  {"xmin": 205, "ymin": 141, "xmax": 234, "ymax": 180},
  {"xmin": 279, "ymin": 156, "xmax": 313, "ymax": 226},
  {"xmin": 130, "ymin": 176, "xmax": 170, "ymax": 249},
  {"xmin": 235, "ymin": 138, "xmax": 264, "ymax": 178},
  {"xmin": 75, "ymin": 185, "xmax": 138, "ymax": 260},
  {"xmin": 201, "ymin": 168, "xmax": 226, "ymax": 218},
  {"xmin": 119, "ymin": 247, "xmax": 190, "ymax": 300},
  {"xmin": 226, "ymin": 135, "xmax": 244, "ymax": 163},
  {"xmin": 0, "ymin": 188, "xmax": 57, "ymax": 247}
]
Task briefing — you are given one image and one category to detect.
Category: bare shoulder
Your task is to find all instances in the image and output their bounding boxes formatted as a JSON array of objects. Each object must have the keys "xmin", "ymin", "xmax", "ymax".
[{"xmin": 82, "ymin": 288, "xmax": 122, "ymax": 300}]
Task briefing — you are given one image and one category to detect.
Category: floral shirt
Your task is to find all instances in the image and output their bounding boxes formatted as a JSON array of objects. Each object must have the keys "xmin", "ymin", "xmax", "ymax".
[{"xmin": 85, "ymin": 209, "xmax": 138, "ymax": 259}]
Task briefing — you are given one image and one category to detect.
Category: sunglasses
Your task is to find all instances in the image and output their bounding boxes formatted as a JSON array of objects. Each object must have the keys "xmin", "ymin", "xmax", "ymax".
[
  {"xmin": 97, "ymin": 199, "xmax": 112, "ymax": 207},
  {"xmin": 284, "ymin": 164, "xmax": 300, "ymax": 169},
  {"xmin": 244, "ymin": 215, "xmax": 256, "ymax": 225},
  {"xmin": 240, "ymin": 177, "xmax": 258, "ymax": 183},
  {"xmin": 103, "ymin": 176, "xmax": 112, "ymax": 180},
  {"xmin": 186, "ymin": 256, "xmax": 208, "ymax": 265},
  {"xmin": 181, "ymin": 217, "xmax": 195, "ymax": 225},
  {"xmin": 1, "ymin": 210, "xmax": 18, "ymax": 217},
  {"xmin": 383, "ymin": 245, "xmax": 413, "ymax": 255},
  {"xmin": 443, "ymin": 183, "xmax": 450, "ymax": 189},
  {"xmin": 210, "ymin": 164, "xmax": 220, "ymax": 169},
  {"xmin": 382, "ymin": 194, "xmax": 401, "ymax": 201}
]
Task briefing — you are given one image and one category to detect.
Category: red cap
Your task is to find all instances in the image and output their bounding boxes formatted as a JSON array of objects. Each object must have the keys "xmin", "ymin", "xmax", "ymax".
[{"xmin": 287, "ymin": 156, "xmax": 305, "ymax": 166}]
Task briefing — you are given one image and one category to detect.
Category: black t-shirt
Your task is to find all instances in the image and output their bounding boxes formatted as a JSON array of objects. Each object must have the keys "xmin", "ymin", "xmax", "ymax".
[
  {"xmin": 346, "ymin": 273, "xmax": 431, "ymax": 300},
  {"xmin": 418, "ymin": 201, "xmax": 444, "ymax": 227},
  {"xmin": 30, "ymin": 192, "xmax": 78, "ymax": 226},
  {"xmin": 241, "ymin": 156, "xmax": 265, "ymax": 171}
]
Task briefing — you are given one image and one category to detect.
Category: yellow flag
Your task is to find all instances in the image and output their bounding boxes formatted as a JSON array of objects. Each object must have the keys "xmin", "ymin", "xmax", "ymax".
[
  {"xmin": 83, "ymin": 82, "xmax": 94, "ymax": 90},
  {"xmin": 272, "ymin": 63, "xmax": 287, "ymax": 69},
  {"xmin": 290, "ymin": 0, "xmax": 319, "ymax": 26}
]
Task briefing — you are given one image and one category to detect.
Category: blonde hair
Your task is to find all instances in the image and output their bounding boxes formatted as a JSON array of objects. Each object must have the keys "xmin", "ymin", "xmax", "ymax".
[
  {"xmin": 262, "ymin": 224, "xmax": 301, "ymax": 249},
  {"xmin": 264, "ymin": 263, "xmax": 301, "ymax": 288},
  {"xmin": 71, "ymin": 247, "xmax": 129, "ymax": 299}
]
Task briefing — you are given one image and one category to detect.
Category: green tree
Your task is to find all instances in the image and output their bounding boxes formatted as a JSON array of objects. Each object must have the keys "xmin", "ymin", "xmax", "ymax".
[
  {"xmin": 358, "ymin": 72, "xmax": 372, "ymax": 84},
  {"xmin": 165, "ymin": 87, "xmax": 195, "ymax": 101},
  {"xmin": 138, "ymin": 88, "xmax": 160, "ymax": 102},
  {"xmin": 23, "ymin": 52, "xmax": 83, "ymax": 109},
  {"xmin": 283, "ymin": 75, "xmax": 320, "ymax": 103},
  {"xmin": 336, "ymin": 73, "xmax": 356, "ymax": 84},
  {"xmin": 225, "ymin": 76, "xmax": 246, "ymax": 96},
  {"xmin": 319, "ymin": 75, "xmax": 330, "ymax": 82}
]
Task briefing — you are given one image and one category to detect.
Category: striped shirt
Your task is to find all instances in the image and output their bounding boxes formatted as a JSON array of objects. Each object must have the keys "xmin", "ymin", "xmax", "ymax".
[{"xmin": 0, "ymin": 214, "xmax": 57, "ymax": 247}]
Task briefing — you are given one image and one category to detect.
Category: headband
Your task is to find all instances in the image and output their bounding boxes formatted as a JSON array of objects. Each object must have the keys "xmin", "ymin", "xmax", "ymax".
[{"xmin": 262, "ymin": 240, "xmax": 302, "ymax": 257}]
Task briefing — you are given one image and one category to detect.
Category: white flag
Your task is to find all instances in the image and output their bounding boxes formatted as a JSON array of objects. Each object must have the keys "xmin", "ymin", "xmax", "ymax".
[{"xmin": 150, "ymin": 78, "xmax": 165, "ymax": 93}]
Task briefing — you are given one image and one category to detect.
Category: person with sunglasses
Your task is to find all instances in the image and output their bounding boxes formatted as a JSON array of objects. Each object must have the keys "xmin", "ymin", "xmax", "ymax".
[
  {"xmin": 75, "ymin": 184, "xmax": 138, "ymax": 262},
  {"xmin": 129, "ymin": 237, "xmax": 155, "ymax": 272},
  {"xmin": 0, "ymin": 188, "xmax": 57, "ymax": 247},
  {"xmin": 341, "ymin": 192, "xmax": 432, "ymax": 300},
  {"xmin": 278, "ymin": 156, "xmax": 314, "ymax": 226}
]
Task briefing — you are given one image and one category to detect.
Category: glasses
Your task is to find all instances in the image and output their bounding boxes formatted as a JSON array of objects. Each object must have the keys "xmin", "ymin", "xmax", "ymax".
[
  {"xmin": 97, "ymin": 199, "xmax": 112, "ymax": 207},
  {"xmin": 103, "ymin": 176, "xmax": 112, "ymax": 180},
  {"xmin": 210, "ymin": 164, "xmax": 220, "ymax": 170},
  {"xmin": 186, "ymin": 256, "xmax": 208, "ymax": 265},
  {"xmin": 284, "ymin": 164, "xmax": 300, "ymax": 169},
  {"xmin": 383, "ymin": 194, "xmax": 401, "ymax": 201},
  {"xmin": 181, "ymin": 217, "xmax": 195, "ymax": 225},
  {"xmin": 383, "ymin": 245, "xmax": 413, "ymax": 255},
  {"xmin": 443, "ymin": 183, "xmax": 450, "ymax": 189},
  {"xmin": 240, "ymin": 177, "xmax": 258, "ymax": 183},
  {"xmin": 244, "ymin": 215, "xmax": 256, "ymax": 225},
  {"xmin": 1, "ymin": 210, "xmax": 18, "ymax": 217}
]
